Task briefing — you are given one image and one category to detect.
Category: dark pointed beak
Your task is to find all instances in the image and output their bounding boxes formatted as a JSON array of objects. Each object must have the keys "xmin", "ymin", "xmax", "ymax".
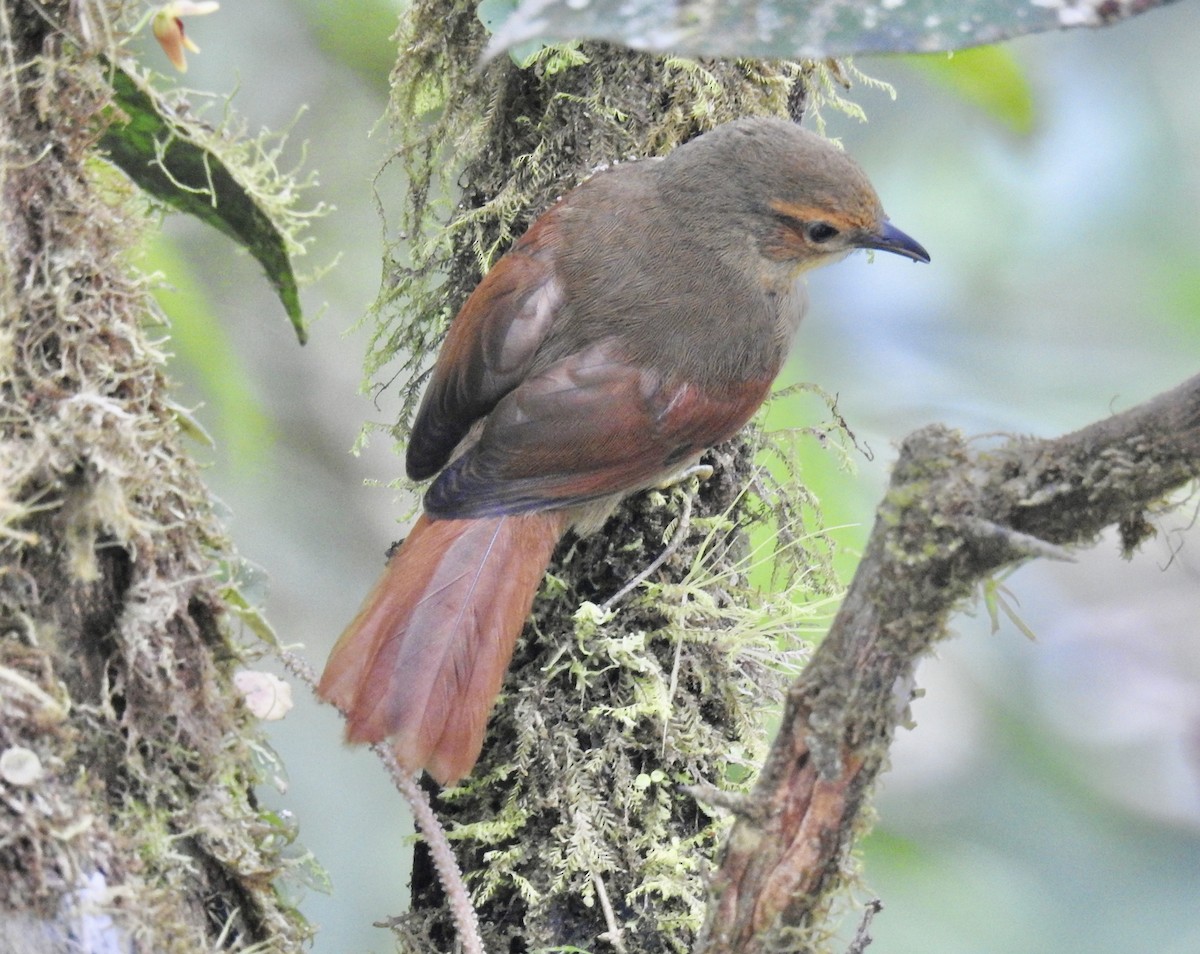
[{"xmin": 858, "ymin": 221, "xmax": 930, "ymax": 263}]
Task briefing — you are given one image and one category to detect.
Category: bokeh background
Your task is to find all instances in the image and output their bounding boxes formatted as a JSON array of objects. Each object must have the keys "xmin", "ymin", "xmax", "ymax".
[{"xmin": 130, "ymin": 2, "xmax": 1200, "ymax": 950}]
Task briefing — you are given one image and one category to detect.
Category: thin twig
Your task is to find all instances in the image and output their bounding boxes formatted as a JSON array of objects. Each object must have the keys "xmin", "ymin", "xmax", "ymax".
[
  {"xmin": 279, "ymin": 650, "xmax": 487, "ymax": 954},
  {"xmin": 845, "ymin": 899, "xmax": 883, "ymax": 954},
  {"xmin": 277, "ymin": 650, "xmax": 319, "ymax": 689},
  {"xmin": 600, "ymin": 489, "xmax": 694, "ymax": 611},
  {"xmin": 372, "ymin": 745, "xmax": 486, "ymax": 954},
  {"xmin": 590, "ymin": 869, "xmax": 627, "ymax": 953}
]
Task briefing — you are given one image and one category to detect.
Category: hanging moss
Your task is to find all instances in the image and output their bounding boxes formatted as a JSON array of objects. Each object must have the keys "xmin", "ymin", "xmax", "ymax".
[{"xmin": 0, "ymin": 2, "xmax": 313, "ymax": 949}]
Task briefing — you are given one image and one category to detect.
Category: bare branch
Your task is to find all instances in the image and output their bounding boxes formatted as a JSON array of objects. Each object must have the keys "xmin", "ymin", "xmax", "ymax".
[{"xmin": 699, "ymin": 372, "xmax": 1200, "ymax": 952}]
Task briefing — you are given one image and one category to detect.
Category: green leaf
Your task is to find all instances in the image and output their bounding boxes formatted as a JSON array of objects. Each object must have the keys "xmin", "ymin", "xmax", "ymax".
[
  {"xmin": 99, "ymin": 63, "xmax": 308, "ymax": 344},
  {"xmin": 298, "ymin": 0, "xmax": 398, "ymax": 91},
  {"xmin": 139, "ymin": 233, "xmax": 275, "ymax": 471},
  {"xmin": 904, "ymin": 45, "xmax": 1035, "ymax": 135},
  {"xmin": 485, "ymin": 0, "xmax": 1183, "ymax": 61}
]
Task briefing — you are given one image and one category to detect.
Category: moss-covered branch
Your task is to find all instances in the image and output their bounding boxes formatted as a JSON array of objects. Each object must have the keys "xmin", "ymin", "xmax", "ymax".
[{"xmin": 699, "ymin": 372, "xmax": 1200, "ymax": 951}]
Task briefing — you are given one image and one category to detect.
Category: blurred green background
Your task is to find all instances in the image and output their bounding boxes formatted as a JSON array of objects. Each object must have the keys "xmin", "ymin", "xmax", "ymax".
[{"xmin": 130, "ymin": 2, "xmax": 1200, "ymax": 950}]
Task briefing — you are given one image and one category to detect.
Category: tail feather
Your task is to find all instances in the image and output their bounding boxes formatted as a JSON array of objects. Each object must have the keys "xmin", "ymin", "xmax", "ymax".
[{"xmin": 318, "ymin": 511, "xmax": 567, "ymax": 784}]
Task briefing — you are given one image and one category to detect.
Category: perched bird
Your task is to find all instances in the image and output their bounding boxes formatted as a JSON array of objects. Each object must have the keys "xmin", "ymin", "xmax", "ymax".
[{"xmin": 319, "ymin": 118, "xmax": 929, "ymax": 784}]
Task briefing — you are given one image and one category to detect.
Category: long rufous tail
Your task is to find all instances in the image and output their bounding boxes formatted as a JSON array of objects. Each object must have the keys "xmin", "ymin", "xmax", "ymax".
[{"xmin": 318, "ymin": 511, "xmax": 568, "ymax": 784}]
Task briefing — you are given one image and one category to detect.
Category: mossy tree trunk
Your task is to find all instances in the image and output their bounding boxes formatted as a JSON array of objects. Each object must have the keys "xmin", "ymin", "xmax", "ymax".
[
  {"xmin": 0, "ymin": 3, "xmax": 307, "ymax": 950},
  {"xmin": 375, "ymin": 4, "xmax": 843, "ymax": 951}
]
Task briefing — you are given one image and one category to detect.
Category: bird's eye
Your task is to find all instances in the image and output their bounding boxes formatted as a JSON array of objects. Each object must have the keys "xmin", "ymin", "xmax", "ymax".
[{"xmin": 806, "ymin": 222, "xmax": 840, "ymax": 243}]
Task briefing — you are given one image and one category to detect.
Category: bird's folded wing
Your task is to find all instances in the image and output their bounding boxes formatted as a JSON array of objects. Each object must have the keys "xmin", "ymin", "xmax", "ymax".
[
  {"xmin": 423, "ymin": 339, "xmax": 772, "ymax": 519},
  {"xmin": 407, "ymin": 211, "xmax": 566, "ymax": 482}
]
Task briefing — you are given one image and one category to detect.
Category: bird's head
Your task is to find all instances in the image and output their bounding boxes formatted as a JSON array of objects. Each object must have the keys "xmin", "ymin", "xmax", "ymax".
[{"xmin": 660, "ymin": 118, "xmax": 929, "ymax": 277}]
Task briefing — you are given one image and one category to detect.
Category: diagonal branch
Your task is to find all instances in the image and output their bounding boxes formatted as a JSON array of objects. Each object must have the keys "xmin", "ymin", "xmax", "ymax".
[{"xmin": 698, "ymin": 371, "xmax": 1200, "ymax": 953}]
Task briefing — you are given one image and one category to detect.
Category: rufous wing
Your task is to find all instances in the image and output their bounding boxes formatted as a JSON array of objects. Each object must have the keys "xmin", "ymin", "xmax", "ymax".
[
  {"xmin": 406, "ymin": 211, "xmax": 567, "ymax": 482},
  {"xmin": 424, "ymin": 339, "xmax": 775, "ymax": 519}
]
